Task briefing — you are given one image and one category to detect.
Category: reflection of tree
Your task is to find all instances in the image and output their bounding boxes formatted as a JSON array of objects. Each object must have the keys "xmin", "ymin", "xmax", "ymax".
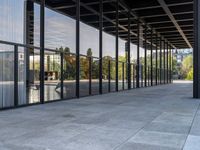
[
  {"xmin": 87, "ymin": 48, "xmax": 92, "ymax": 57},
  {"xmin": 60, "ymin": 47, "xmax": 76, "ymax": 80}
]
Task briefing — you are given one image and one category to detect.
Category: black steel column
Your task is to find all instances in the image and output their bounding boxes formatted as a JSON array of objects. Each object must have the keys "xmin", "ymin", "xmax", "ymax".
[
  {"xmin": 170, "ymin": 47, "xmax": 172, "ymax": 83},
  {"xmin": 108, "ymin": 60, "xmax": 111, "ymax": 92},
  {"xmin": 163, "ymin": 41, "xmax": 166, "ymax": 84},
  {"xmin": 167, "ymin": 42, "xmax": 169, "ymax": 83},
  {"xmin": 160, "ymin": 37, "xmax": 162, "ymax": 84},
  {"xmin": 141, "ymin": 65, "xmax": 143, "ymax": 87},
  {"xmin": 14, "ymin": 45, "xmax": 18, "ymax": 106},
  {"xmin": 99, "ymin": 0, "xmax": 103, "ymax": 94},
  {"xmin": 76, "ymin": 0, "xmax": 80, "ymax": 98},
  {"xmin": 136, "ymin": 21, "xmax": 140, "ymax": 88},
  {"xmin": 150, "ymin": 29, "xmax": 153, "ymax": 86},
  {"xmin": 122, "ymin": 62, "xmax": 125, "ymax": 90},
  {"xmin": 127, "ymin": 10, "xmax": 131, "ymax": 89},
  {"xmin": 144, "ymin": 27, "xmax": 147, "ymax": 87},
  {"xmin": 40, "ymin": 0, "xmax": 45, "ymax": 104},
  {"xmin": 133, "ymin": 64, "xmax": 135, "ymax": 88},
  {"xmin": 25, "ymin": 0, "xmax": 34, "ymax": 102},
  {"xmin": 115, "ymin": 0, "xmax": 119, "ymax": 91},
  {"xmin": 60, "ymin": 52, "xmax": 64, "ymax": 99},
  {"xmin": 89, "ymin": 57, "xmax": 92, "ymax": 95},
  {"xmin": 155, "ymin": 34, "xmax": 158, "ymax": 85}
]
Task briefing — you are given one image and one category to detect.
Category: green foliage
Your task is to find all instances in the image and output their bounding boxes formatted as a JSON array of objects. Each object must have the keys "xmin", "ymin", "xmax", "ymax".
[
  {"xmin": 172, "ymin": 57, "xmax": 179, "ymax": 76},
  {"xmin": 186, "ymin": 68, "xmax": 193, "ymax": 80},
  {"xmin": 181, "ymin": 55, "xmax": 193, "ymax": 79}
]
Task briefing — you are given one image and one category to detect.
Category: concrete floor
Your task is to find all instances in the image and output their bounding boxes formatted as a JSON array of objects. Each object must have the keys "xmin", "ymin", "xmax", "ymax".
[{"xmin": 0, "ymin": 81, "xmax": 199, "ymax": 150}]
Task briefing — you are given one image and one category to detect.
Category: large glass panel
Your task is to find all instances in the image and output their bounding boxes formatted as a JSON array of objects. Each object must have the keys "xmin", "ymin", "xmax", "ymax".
[
  {"xmin": 118, "ymin": 61, "xmax": 123, "ymax": 91},
  {"xmin": 44, "ymin": 50, "xmax": 61, "ymax": 101},
  {"xmin": 80, "ymin": 56, "xmax": 89, "ymax": 97},
  {"xmin": 28, "ymin": 48, "xmax": 40, "ymax": 103},
  {"xmin": 139, "ymin": 26, "xmax": 144, "ymax": 87},
  {"xmin": 44, "ymin": 1, "xmax": 76, "ymax": 100},
  {"xmin": 18, "ymin": 46, "xmax": 41, "ymax": 105},
  {"xmin": 131, "ymin": 43, "xmax": 137, "ymax": 88},
  {"xmin": 119, "ymin": 39, "xmax": 126, "ymax": 90},
  {"xmin": 91, "ymin": 58, "xmax": 99, "ymax": 95},
  {"xmin": 45, "ymin": 6, "xmax": 76, "ymax": 53},
  {"xmin": 124, "ymin": 62, "xmax": 128, "ymax": 90},
  {"xmin": 63, "ymin": 53, "xmax": 76, "ymax": 99},
  {"xmin": 110, "ymin": 60, "xmax": 116, "ymax": 92},
  {"xmin": 103, "ymin": 32, "xmax": 116, "ymax": 92},
  {"xmin": 0, "ymin": 0, "xmax": 25, "ymax": 43},
  {"xmin": 79, "ymin": 1, "xmax": 100, "ymax": 96},
  {"xmin": 0, "ymin": 44, "xmax": 14, "ymax": 108},
  {"xmin": 152, "ymin": 47, "xmax": 156, "ymax": 85},
  {"xmin": 18, "ymin": 47, "xmax": 27, "ymax": 105},
  {"xmin": 102, "ymin": 57, "xmax": 110, "ymax": 93},
  {"xmin": 147, "ymin": 47, "xmax": 151, "ymax": 86}
]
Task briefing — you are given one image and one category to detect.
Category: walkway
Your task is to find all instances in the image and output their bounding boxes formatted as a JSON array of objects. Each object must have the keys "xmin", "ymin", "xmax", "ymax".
[{"xmin": 0, "ymin": 81, "xmax": 199, "ymax": 150}]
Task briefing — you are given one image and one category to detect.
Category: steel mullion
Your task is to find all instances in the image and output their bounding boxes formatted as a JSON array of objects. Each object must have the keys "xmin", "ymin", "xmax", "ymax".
[
  {"xmin": 156, "ymin": 34, "xmax": 158, "ymax": 85},
  {"xmin": 76, "ymin": 0, "xmax": 80, "ymax": 98},
  {"xmin": 144, "ymin": 27, "xmax": 147, "ymax": 87},
  {"xmin": 150, "ymin": 29, "xmax": 153, "ymax": 86},
  {"xmin": 60, "ymin": 52, "xmax": 64, "ymax": 99},
  {"xmin": 163, "ymin": 41, "xmax": 166, "ymax": 84},
  {"xmin": 160, "ymin": 37, "xmax": 162, "ymax": 84},
  {"xmin": 40, "ymin": 0, "xmax": 45, "ymax": 104},
  {"xmin": 99, "ymin": 0, "xmax": 103, "ymax": 94},
  {"xmin": 14, "ymin": 45, "xmax": 18, "ymax": 106},
  {"xmin": 136, "ymin": 21, "xmax": 140, "ymax": 88},
  {"xmin": 127, "ymin": 10, "xmax": 131, "ymax": 90},
  {"xmin": 167, "ymin": 42, "xmax": 169, "ymax": 83},
  {"xmin": 115, "ymin": 0, "xmax": 119, "ymax": 92}
]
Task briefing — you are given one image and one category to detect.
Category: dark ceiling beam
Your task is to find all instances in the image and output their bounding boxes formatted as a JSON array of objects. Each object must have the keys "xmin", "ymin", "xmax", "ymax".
[
  {"xmin": 160, "ymin": 30, "xmax": 193, "ymax": 34},
  {"xmin": 140, "ymin": 11, "xmax": 193, "ymax": 19},
  {"xmin": 79, "ymin": 9, "xmax": 193, "ymax": 19},
  {"xmin": 54, "ymin": 0, "xmax": 114, "ymax": 10},
  {"xmin": 132, "ymin": 1, "xmax": 193, "ymax": 11},
  {"xmin": 154, "ymin": 25, "xmax": 193, "ymax": 30},
  {"xmin": 70, "ymin": 0, "xmax": 145, "ymax": 44},
  {"xmin": 163, "ymin": 34, "xmax": 193, "ymax": 38},
  {"xmin": 118, "ymin": 0, "xmax": 162, "ymax": 47},
  {"xmin": 79, "ymin": 10, "xmax": 126, "ymax": 17},
  {"xmin": 86, "ymin": 18, "xmax": 193, "ymax": 25},
  {"xmin": 157, "ymin": 0, "xmax": 192, "ymax": 48},
  {"xmin": 149, "ymin": 18, "xmax": 193, "ymax": 25}
]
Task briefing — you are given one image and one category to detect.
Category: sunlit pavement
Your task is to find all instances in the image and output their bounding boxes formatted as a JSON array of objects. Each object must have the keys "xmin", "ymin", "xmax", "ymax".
[{"xmin": 0, "ymin": 80, "xmax": 199, "ymax": 150}]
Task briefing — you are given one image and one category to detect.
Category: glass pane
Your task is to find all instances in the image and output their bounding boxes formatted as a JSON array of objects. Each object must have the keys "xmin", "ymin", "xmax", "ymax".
[
  {"xmin": 110, "ymin": 60, "xmax": 116, "ymax": 92},
  {"xmin": 118, "ymin": 62, "xmax": 123, "ymax": 91},
  {"xmin": 102, "ymin": 57, "xmax": 109, "ymax": 93},
  {"xmin": 91, "ymin": 58, "xmax": 99, "ymax": 95},
  {"xmin": 63, "ymin": 53, "xmax": 76, "ymax": 99},
  {"xmin": 29, "ymin": 48, "xmax": 40, "ymax": 103},
  {"xmin": 44, "ymin": 50, "xmax": 61, "ymax": 101},
  {"xmin": 0, "ymin": 44, "xmax": 14, "ymax": 108},
  {"xmin": 18, "ymin": 47, "xmax": 27, "ymax": 105},
  {"xmin": 80, "ymin": 56, "xmax": 89, "ymax": 97}
]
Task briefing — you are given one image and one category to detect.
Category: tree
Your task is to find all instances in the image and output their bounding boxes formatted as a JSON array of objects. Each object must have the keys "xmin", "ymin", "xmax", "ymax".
[
  {"xmin": 181, "ymin": 55, "xmax": 193, "ymax": 79},
  {"xmin": 87, "ymin": 48, "xmax": 92, "ymax": 57},
  {"xmin": 186, "ymin": 68, "xmax": 193, "ymax": 80}
]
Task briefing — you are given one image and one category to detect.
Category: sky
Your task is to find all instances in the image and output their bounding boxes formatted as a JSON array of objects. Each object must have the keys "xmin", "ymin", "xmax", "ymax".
[{"xmin": 0, "ymin": 0, "xmax": 141, "ymax": 60}]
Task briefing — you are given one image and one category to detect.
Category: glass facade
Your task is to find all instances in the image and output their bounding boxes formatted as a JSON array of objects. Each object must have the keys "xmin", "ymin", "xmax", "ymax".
[{"xmin": 0, "ymin": 0, "xmax": 172, "ymax": 109}]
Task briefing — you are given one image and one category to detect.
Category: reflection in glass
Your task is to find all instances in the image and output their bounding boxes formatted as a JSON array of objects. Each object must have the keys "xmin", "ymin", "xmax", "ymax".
[
  {"xmin": 63, "ymin": 53, "xmax": 76, "ymax": 99},
  {"xmin": 44, "ymin": 51, "xmax": 61, "ymax": 101},
  {"xmin": 0, "ymin": 44, "xmax": 14, "ymax": 108}
]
